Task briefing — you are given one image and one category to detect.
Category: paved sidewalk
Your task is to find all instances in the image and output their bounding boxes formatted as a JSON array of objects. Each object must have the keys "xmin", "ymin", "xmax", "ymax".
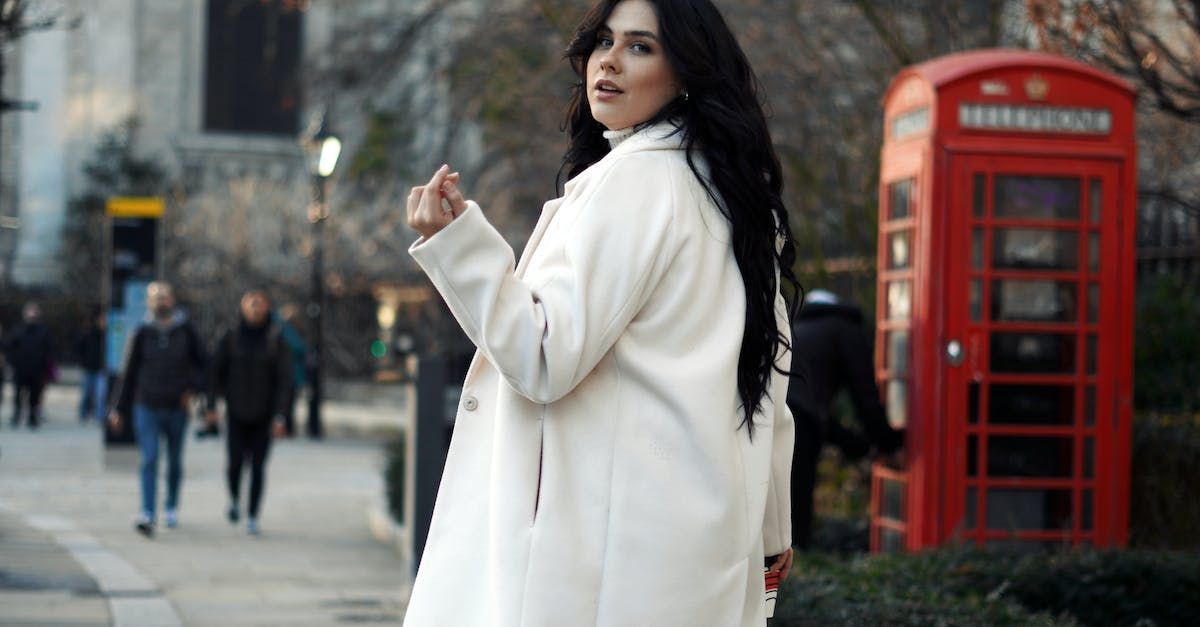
[
  {"xmin": 0, "ymin": 383, "xmax": 411, "ymax": 626},
  {"xmin": 0, "ymin": 508, "xmax": 108, "ymax": 626}
]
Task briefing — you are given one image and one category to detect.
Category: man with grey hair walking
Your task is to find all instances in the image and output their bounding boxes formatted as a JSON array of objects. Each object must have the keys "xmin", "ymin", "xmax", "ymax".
[{"xmin": 109, "ymin": 282, "xmax": 207, "ymax": 537}]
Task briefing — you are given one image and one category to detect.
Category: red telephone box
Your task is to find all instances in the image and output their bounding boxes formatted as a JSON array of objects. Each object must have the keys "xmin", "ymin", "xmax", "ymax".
[{"xmin": 869, "ymin": 50, "xmax": 1136, "ymax": 552}]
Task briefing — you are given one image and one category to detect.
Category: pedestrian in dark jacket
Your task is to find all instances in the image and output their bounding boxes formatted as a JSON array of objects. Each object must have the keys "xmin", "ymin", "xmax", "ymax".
[
  {"xmin": 109, "ymin": 282, "xmax": 207, "ymax": 537},
  {"xmin": 273, "ymin": 303, "xmax": 307, "ymax": 437},
  {"xmin": 0, "ymin": 321, "xmax": 5, "ymax": 423},
  {"xmin": 787, "ymin": 290, "xmax": 904, "ymax": 549},
  {"xmin": 205, "ymin": 289, "xmax": 292, "ymax": 535},
  {"xmin": 4, "ymin": 303, "xmax": 54, "ymax": 429},
  {"xmin": 75, "ymin": 311, "xmax": 108, "ymax": 422}
]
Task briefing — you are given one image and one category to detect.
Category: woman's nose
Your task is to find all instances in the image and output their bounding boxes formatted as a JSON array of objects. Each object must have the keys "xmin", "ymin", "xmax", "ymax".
[{"xmin": 597, "ymin": 50, "xmax": 619, "ymax": 73}]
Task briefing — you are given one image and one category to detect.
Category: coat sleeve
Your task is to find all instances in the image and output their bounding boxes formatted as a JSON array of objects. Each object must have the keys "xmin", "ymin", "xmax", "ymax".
[
  {"xmin": 409, "ymin": 157, "xmax": 679, "ymax": 405},
  {"xmin": 762, "ymin": 295, "xmax": 796, "ymax": 556},
  {"xmin": 206, "ymin": 331, "xmax": 230, "ymax": 412},
  {"xmin": 115, "ymin": 328, "xmax": 144, "ymax": 416},
  {"xmin": 272, "ymin": 331, "xmax": 294, "ymax": 419}
]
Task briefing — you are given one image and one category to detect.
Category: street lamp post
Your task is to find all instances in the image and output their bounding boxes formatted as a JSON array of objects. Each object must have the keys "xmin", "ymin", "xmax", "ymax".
[{"xmin": 301, "ymin": 110, "xmax": 341, "ymax": 440}]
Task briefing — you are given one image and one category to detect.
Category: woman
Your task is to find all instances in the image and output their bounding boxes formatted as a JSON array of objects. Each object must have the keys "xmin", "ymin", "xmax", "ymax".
[{"xmin": 404, "ymin": 1, "xmax": 798, "ymax": 624}]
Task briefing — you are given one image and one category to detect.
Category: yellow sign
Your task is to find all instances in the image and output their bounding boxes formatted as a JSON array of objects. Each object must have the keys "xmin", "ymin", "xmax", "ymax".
[{"xmin": 106, "ymin": 196, "xmax": 165, "ymax": 218}]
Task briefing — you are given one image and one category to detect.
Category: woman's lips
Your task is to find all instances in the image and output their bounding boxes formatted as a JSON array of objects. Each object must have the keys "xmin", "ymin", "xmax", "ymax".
[
  {"xmin": 594, "ymin": 88, "xmax": 622, "ymax": 102},
  {"xmin": 594, "ymin": 79, "xmax": 623, "ymax": 101}
]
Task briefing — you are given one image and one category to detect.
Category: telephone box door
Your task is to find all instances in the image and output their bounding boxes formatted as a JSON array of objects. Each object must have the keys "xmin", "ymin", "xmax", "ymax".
[{"xmin": 944, "ymin": 155, "xmax": 1124, "ymax": 547}]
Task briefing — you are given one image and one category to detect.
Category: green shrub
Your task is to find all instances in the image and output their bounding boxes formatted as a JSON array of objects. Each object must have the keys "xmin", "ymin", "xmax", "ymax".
[
  {"xmin": 775, "ymin": 548, "xmax": 1199, "ymax": 626},
  {"xmin": 1131, "ymin": 413, "xmax": 1200, "ymax": 549},
  {"xmin": 985, "ymin": 550, "xmax": 1200, "ymax": 627},
  {"xmin": 1135, "ymin": 275, "xmax": 1200, "ymax": 413},
  {"xmin": 384, "ymin": 435, "xmax": 405, "ymax": 525},
  {"xmin": 775, "ymin": 551, "xmax": 1069, "ymax": 626}
]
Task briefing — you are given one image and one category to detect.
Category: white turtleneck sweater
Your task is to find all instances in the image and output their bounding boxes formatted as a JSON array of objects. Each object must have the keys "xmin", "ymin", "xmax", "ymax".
[{"xmin": 602, "ymin": 126, "xmax": 637, "ymax": 149}]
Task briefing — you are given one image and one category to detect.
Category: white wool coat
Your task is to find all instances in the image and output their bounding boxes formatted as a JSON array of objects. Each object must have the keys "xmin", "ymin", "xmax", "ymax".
[{"xmin": 404, "ymin": 123, "xmax": 794, "ymax": 627}]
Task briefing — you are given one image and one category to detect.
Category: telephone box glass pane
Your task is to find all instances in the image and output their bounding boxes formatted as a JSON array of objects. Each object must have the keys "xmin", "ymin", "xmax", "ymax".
[
  {"xmin": 969, "ymin": 280, "xmax": 983, "ymax": 321},
  {"xmin": 1084, "ymin": 437, "xmax": 1095, "ymax": 478},
  {"xmin": 990, "ymin": 333, "xmax": 1077, "ymax": 373},
  {"xmin": 985, "ymin": 488, "xmax": 1073, "ymax": 531},
  {"xmin": 968, "ymin": 382, "xmax": 980, "ymax": 424},
  {"xmin": 1087, "ymin": 283, "xmax": 1099, "ymax": 324},
  {"xmin": 989, "ymin": 384, "xmax": 1074, "ymax": 425},
  {"xmin": 972, "ymin": 228, "xmax": 985, "ymax": 269},
  {"xmin": 965, "ymin": 487, "xmax": 978, "ymax": 528},
  {"xmin": 1085, "ymin": 386, "xmax": 1096, "ymax": 426},
  {"xmin": 886, "ymin": 380, "xmax": 908, "ymax": 428},
  {"xmin": 967, "ymin": 435, "xmax": 978, "ymax": 477},
  {"xmin": 887, "ymin": 280, "xmax": 912, "ymax": 321},
  {"xmin": 993, "ymin": 229, "xmax": 1078, "ymax": 270},
  {"xmin": 991, "ymin": 280, "xmax": 1076, "ymax": 322},
  {"xmin": 987, "ymin": 435, "xmax": 1074, "ymax": 477},
  {"xmin": 994, "ymin": 176, "xmax": 1080, "ymax": 220},
  {"xmin": 973, "ymin": 174, "xmax": 986, "ymax": 218},
  {"xmin": 886, "ymin": 330, "xmax": 910, "ymax": 376},
  {"xmin": 1086, "ymin": 334, "xmax": 1097, "ymax": 375},
  {"xmin": 880, "ymin": 528, "xmax": 905, "ymax": 553},
  {"xmin": 1082, "ymin": 489, "xmax": 1094, "ymax": 530},
  {"xmin": 1089, "ymin": 179, "xmax": 1102, "ymax": 224},
  {"xmin": 881, "ymin": 478, "xmax": 905, "ymax": 521},
  {"xmin": 888, "ymin": 231, "xmax": 911, "ymax": 269},
  {"xmin": 888, "ymin": 179, "xmax": 912, "ymax": 220},
  {"xmin": 1088, "ymin": 232, "xmax": 1100, "ymax": 272}
]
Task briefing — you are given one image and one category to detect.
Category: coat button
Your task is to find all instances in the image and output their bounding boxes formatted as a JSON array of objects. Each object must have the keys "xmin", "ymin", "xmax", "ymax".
[{"xmin": 463, "ymin": 395, "xmax": 479, "ymax": 411}]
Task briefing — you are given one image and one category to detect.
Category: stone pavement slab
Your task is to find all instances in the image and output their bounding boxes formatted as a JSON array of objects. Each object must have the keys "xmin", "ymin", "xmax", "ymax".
[
  {"xmin": 0, "ymin": 509, "xmax": 109, "ymax": 626},
  {"xmin": 0, "ymin": 382, "xmax": 411, "ymax": 626}
]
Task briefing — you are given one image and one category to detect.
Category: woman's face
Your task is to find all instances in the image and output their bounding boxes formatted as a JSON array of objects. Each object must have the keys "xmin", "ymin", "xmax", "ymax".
[{"xmin": 586, "ymin": 0, "xmax": 681, "ymax": 131}]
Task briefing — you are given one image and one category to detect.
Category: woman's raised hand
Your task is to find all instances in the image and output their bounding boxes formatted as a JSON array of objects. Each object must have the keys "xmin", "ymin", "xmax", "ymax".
[{"xmin": 407, "ymin": 164, "xmax": 468, "ymax": 239}]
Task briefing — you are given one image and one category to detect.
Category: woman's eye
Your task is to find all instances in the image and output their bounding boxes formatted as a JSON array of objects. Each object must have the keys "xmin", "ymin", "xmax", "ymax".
[
  {"xmin": 596, "ymin": 37, "xmax": 614, "ymax": 49},
  {"xmin": 631, "ymin": 42, "xmax": 651, "ymax": 54}
]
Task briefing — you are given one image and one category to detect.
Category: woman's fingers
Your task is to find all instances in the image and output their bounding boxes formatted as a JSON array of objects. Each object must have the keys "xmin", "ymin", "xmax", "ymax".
[
  {"xmin": 442, "ymin": 177, "xmax": 467, "ymax": 217},
  {"xmin": 424, "ymin": 164, "xmax": 450, "ymax": 196},
  {"xmin": 767, "ymin": 547, "xmax": 793, "ymax": 578},
  {"xmin": 407, "ymin": 165, "xmax": 469, "ymax": 238},
  {"xmin": 406, "ymin": 186, "xmax": 424, "ymax": 222},
  {"xmin": 409, "ymin": 165, "xmax": 453, "ymax": 238}
]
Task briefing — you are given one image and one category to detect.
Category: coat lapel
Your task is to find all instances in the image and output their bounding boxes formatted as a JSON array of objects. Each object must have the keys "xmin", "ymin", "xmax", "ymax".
[{"xmin": 515, "ymin": 197, "xmax": 564, "ymax": 278}]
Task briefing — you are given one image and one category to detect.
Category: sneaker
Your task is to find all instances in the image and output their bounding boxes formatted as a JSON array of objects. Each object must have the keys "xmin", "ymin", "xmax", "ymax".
[
  {"xmin": 134, "ymin": 515, "xmax": 155, "ymax": 538},
  {"xmin": 247, "ymin": 518, "xmax": 260, "ymax": 535},
  {"xmin": 165, "ymin": 509, "xmax": 178, "ymax": 529},
  {"xmin": 227, "ymin": 504, "xmax": 240, "ymax": 524}
]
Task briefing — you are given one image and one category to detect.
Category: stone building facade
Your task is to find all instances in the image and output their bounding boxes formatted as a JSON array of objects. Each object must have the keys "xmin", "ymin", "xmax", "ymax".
[{"xmin": 1, "ymin": 0, "xmax": 482, "ymax": 293}]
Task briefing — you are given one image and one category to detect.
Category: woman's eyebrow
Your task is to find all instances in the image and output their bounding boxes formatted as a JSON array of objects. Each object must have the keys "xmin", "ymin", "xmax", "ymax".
[
  {"xmin": 598, "ymin": 25, "xmax": 661, "ymax": 42},
  {"xmin": 624, "ymin": 30, "xmax": 660, "ymax": 42}
]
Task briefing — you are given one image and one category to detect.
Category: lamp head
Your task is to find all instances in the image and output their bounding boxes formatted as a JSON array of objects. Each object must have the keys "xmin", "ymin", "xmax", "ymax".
[{"xmin": 301, "ymin": 107, "xmax": 341, "ymax": 178}]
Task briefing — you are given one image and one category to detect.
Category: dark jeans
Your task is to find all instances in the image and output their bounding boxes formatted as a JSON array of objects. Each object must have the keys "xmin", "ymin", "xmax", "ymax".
[
  {"xmin": 11, "ymin": 374, "xmax": 46, "ymax": 427},
  {"xmin": 79, "ymin": 370, "xmax": 109, "ymax": 421},
  {"xmin": 134, "ymin": 404, "xmax": 188, "ymax": 518},
  {"xmin": 227, "ymin": 418, "xmax": 273, "ymax": 518},
  {"xmin": 281, "ymin": 385, "xmax": 297, "ymax": 437}
]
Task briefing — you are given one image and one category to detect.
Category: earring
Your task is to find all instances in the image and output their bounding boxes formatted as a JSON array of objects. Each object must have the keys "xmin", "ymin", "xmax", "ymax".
[{"xmin": 682, "ymin": 89, "xmax": 690, "ymax": 101}]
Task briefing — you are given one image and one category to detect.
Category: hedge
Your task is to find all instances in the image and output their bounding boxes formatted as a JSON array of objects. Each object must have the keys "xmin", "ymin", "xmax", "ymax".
[{"xmin": 774, "ymin": 548, "xmax": 1199, "ymax": 626}]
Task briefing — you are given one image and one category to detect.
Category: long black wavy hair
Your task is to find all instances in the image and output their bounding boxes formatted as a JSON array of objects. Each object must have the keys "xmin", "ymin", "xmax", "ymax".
[{"xmin": 560, "ymin": 0, "xmax": 802, "ymax": 436}]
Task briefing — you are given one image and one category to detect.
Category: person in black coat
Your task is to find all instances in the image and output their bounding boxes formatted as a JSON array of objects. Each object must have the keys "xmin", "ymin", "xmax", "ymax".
[
  {"xmin": 4, "ymin": 303, "xmax": 54, "ymax": 429},
  {"xmin": 75, "ymin": 310, "xmax": 108, "ymax": 422},
  {"xmin": 110, "ymin": 282, "xmax": 207, "ymax": 537},
  {"xmin": 787, "ymin": 290, "xmax": 904, "ymax": 549},
  {"xmin": 205, "ymin": 289, "xmax": 292, "ymax": 535}
]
